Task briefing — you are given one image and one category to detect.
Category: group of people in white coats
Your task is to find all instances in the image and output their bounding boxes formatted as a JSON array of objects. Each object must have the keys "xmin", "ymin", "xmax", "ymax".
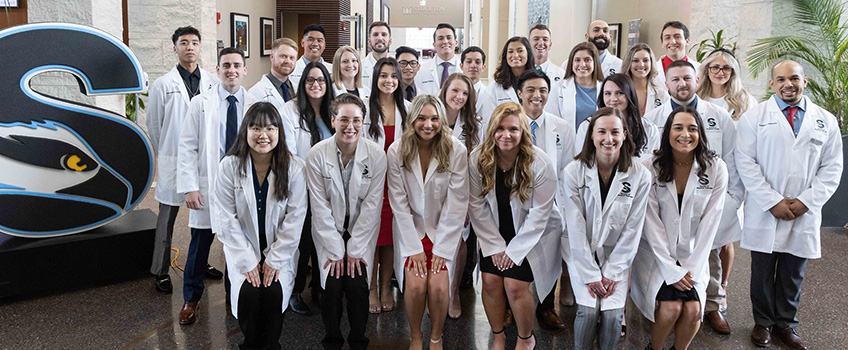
[{"xmin": 143, "ymin": 15, "xmax": 842, "ymax": 350}]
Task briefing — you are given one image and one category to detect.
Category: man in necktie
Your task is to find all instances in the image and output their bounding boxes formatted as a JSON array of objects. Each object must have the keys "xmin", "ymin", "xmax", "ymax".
[
  {"xmin": 177, "ymin": 47, "xmax": 258, "ymax": 326},
  {"xmin": 516, "ymin": 69, "xmax": 576, "ymax": 333},
  {"xmin": 529, "ymin": 24, "xmax": 565, "ymax": 81},
  {"xmin": 736, "ymin": 60, "xmax": 843, "ymax": 350},
  {"xmin": 396, "ymin": 46, "xmax": 421, "ymax": 102},
  {"xmin": 414, "ymin": 23, "xmax": 463, "ymax": 96},
  {"xmin": 249, "ymin": 38, "xmax": 299, "ymax": 155}
]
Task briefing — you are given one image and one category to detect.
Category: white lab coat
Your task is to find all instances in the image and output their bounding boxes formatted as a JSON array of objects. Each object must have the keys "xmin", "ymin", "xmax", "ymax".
[
  {"xmin": 736, "ymin": 96, "xmax": 843, "ymax": 259},
  {"xmin": 544, "ymin": 77, "xmax": 603, "ymax": 128},
  {"xmin": 645, "ymin": 82, "xmax": 670, "ymax": 115},
  {"xmin": 645, "ymin": 97, "xmax": 745, "ymax": 247},
  {"xmin": 415, "ymin": 56, "xmax": 463, "ymax": 96},
  {"xmin": 600, "ymin": 53, "xmax": 623, "ymax": 77},
  {"xmin": 177, "ymin": 85, "xmax": 258, "ymax": 230},
  {"xmin": 450, "ymin": 115, "xmax": 485, "ymax": 241},
  {"xmin": 215, "ymin": 155, "xmax": 307, "ymax": 316},
  {"xmin": 632, "ymin": 157, "xmax": 727, "ymax": 321},
  {"xmin": 146, "ymin": 66, "xmax": 218, "ymax": 206},
  {"xmin": 531, "ymin": 112, "xmax": 575, "ymax": 260},
  {"xmin": 362, "ymin": 98, "xmax": 412, "ymax": 149},
  {"xmin": 654, "ymin": 56, "xmax": 700, "ymax": 83},
  {"xmin": 562, "ymin": 160, "xmax": 651, "ymax": 310},
  {"xmin": 279, "ymin": 100, "xmax": 335, "ymax": 159},
  {"xmin": 387, "ymin": 136, "xmax": 469, "ymax": 292},
  {"xmin": 468, "ymin": 147, "xmax": 560, "ymax": 300},
  {"xmin": 703, "ymin": 94, "xmax": 758, "ymax": 121},
  {"xmin": 332, "ymin": 84, "xmax": 370, "ymax": 101},
  {"xmin": 306, "ymin": 136, "xmax": 387, "ymax": 287},
  {"xmin": 361, "ymin": 53, "xmax": 387, "ymax": 90},
  {"xmin": 539, "ymin": 60, "xmax": 565, "ymax": 82},
  {"xmin": 290, "ymin": 57, "xmax": 333, "ymax": 93},
  {"xmin": 473, "ymin": 81, "xmax": 486, "ymax": 98},
  {"xmin": 476, "ymin": 83, "xmax": 519, "ymax": 130},
  {"xmin": 248, "ymin": 75, "xmax": 298, "ymax": 154},
  {"xmin": 574, "ymin": 118, "xmax": 660, "ymax": 162}
]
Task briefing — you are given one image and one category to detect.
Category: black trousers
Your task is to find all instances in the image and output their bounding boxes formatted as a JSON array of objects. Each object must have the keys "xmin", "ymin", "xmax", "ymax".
[
  {"xmin": 750, "ymin": 251, "xmax": 808, "ymax": 329},
  {"xmin": 321, "ymin": 259, "xmax": 369, "ymax": 350},
  {"xmin": 294, "ymin": 209, "xmax": 321, "ymax": 297},
  {"xmin": 538, "ymin": 284, "xmax": 556, "ymax": 311},
  {"xmin": 237, "ymin": 273, "xmax": 284, "ymax": 350},
  {"xmin": 462, "ymin": 225, "xmax": 478, "ymax": 283}
]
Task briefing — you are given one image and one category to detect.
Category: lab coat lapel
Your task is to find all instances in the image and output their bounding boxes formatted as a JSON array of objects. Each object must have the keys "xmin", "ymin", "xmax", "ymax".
[
  {"xmin": 168, "ymin": 67, "xmax": 191, "ymax": 105},
  {"xmin": 349, "ymin": 139, "xmax": 370, "ymax": 217},
  {"xmin": 602, "ymin": 169, "xmax": 629, "ymax": 216},
  {"xmin": 765, "ymin": 97, "xmax": 798, "ymax": 143},
  {"xmin": 586, "ymin": 164, "xmax": 604, "ymax": 217},
  {"xmin": 677, "ymin": 162, "xmax": 701, "ymax": 255},
  {"xmin": 323, "ymin": 139, "xmax": 346, "ymax": 203},
  {"xmin": 240, "ymin": 156, "xmax": 259, "ymax": 247},
  {"xmin": 543, "ymin": 119, "xmax": 558, "ymax": 170}
]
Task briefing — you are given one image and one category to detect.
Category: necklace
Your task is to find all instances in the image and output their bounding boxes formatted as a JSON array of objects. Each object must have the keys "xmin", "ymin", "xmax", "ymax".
[{"xmin": 675, "ymin": 160, "xmax": 693, "ymax": 166}]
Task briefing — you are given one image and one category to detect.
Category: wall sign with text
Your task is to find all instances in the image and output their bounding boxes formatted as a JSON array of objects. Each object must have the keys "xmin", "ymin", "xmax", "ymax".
[{"xmin": 0, "ymin": 23, "xmax": 152, "ymax": 238}]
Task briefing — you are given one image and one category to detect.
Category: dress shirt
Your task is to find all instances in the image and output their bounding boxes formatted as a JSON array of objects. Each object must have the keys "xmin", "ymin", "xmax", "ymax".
[
  {"xmin": 527, "ymin": 112, "xmax": 547, "ymax": 147},
  {"xmin": 266, "ymin": 73, "xmax": 295, "ymax": 102},
  {"xmin": 218, "ymin": 85, "xmax": 245, "ymax": 158},
  {"xmin": 774, "ymin": 96, "xmax": 807, "ymax": 137},
  {"xmin": 177, "ymin": 64, "xmax": 201, "ymax": 97}
]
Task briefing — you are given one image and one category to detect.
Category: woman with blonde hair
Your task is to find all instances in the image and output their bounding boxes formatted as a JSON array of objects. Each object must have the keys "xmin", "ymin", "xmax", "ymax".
[
  {"xmin": 387, "ymin": 94, "xmax": 468, "ymax": 350},
  {"xmin": 621, "ymin": 42, "xmax": 669, "ymax": 116},
  {"xmin": 332, "ymin": 46, "xmax": 370, "ymax": 100},
  {"xmin": 438, "ymin": 73, "xmax": 483, "ymax": 318},
  {"xmin": 469, "ymin": 102, "xmax": 559, "ymax": 350},
  {"xmin": 696, "ymin": 49, "xmax": 757, "ymax": 120}
]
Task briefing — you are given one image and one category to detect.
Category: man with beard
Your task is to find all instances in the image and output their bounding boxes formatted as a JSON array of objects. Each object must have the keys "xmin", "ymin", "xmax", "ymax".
[
  {"xmin": 290, "ymin": 24, "xmax": 333, "ymax": 91},
  {"xmin": 654, "ymin": 21, "xmax": 700, "ymax": 83},
  {"xmin": 563, "ymin": 20, "xmax": 621, "ymax": 78},
  {"xmin": 416, "ymin": 23, "xmax": 463, "ymax": 96},
  {"xmin": 361, "ymin": 21, "xmax": 392, "ymax": 89},
  {"xmin": 736, "ymin": 60, "xmax": 842, "ymax": 350},
  {"xmin": 529, "ymin": 24, "xmax": 565, "ymax": 81},
  {"xmin": 460, "ymin": 46, "xmax": 487, "ymax": 97},
  {"xmin": 248, "ymin": 38, "xmax": 299, "ymax": 180}
]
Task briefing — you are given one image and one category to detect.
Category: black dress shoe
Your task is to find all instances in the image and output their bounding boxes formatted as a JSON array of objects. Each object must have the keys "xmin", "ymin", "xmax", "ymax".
[
  {"xmin": 289, "ymin": 294, "xmax": 310, "ymax": 315},
  {"xmin": 751, "ymin": 324, "xmax": 771, "ymax": 347},
  {"xmin": 205, "ymin": 265, "xmax": 224, "ymax": 279},
  {"xmin": 774, "ymin": 327, "xmax": 807, "ymax": 350},
  {"xmin": 154, "ymin": 275, "xmax": 173, "ymax": 294}
]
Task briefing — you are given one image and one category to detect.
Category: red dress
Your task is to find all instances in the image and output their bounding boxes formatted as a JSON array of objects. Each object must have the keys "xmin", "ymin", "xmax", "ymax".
[{"xmin": 377, "ymin": 125, "xmax": 395, "ymax": 246}]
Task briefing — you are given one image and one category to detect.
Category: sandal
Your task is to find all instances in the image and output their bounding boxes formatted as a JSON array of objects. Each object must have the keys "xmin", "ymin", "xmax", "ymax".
[{"xmin": 518, "ymin": 331, "xmax": 536, "ymax": 350}]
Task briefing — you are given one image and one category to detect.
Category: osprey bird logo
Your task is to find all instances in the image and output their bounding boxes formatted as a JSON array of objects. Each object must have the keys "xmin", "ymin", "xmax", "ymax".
[{"xmin": 0, "ymin": 23, "xmax": 152, "ymax": 238}]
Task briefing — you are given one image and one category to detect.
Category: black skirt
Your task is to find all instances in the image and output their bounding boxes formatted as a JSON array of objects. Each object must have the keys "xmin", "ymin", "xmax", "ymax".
[
  {"xmin": 479, "ymin": 252, "xmax": 534, "ymax": 282},
  {"xmin": 655, "ymin": 282, "xmax": 700, "ymax": 302}
]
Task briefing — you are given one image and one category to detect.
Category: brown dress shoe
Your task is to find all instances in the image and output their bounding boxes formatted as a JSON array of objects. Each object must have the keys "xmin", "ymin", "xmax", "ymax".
[
  {"xmin": 179, "ymin": 301, "xmax": 199, "ymax": 325},
  {"xmin": 536, "ymin": 309, "xmax": 566, "ymax": 332},
  {"xmin": 707, "ymin": 310, "xmax": 731, "ymax": 334},
  {"xmin": 751, "ymin": 324, "xmax": 771, "ymax": 347},
  {"xmin": 774, "ymin": 327, "xmax": 807, "ymax": 350},
  {"xmin": 503, "ymin": 308, "xmax": 514, "ymax": 328}
]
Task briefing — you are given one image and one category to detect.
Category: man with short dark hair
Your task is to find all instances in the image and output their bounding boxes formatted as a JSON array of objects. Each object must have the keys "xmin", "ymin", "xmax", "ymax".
[
  {"xmin": 291, "ymin": 24, "xmax": 333, "ymax": 89},
  {"xmin": 415, "ymin": 23, "xmax": 463, "ymax": 95},
  {"xmin": 460, "ymin": 46, "xmax": 487, "ymax": 97},
  {"xmin": 362, "ymin": 21, "xmax": 392, "ymax": 88},
  {"xmin": 146, "ymin": 26, "xmax": 220, "ymax": 295},
  {"xmin": 516, "ymin": 69, "xmax": 574, "ymax": 333},
  {"xmin": 737, "ymin": 60, "xmax": 842, "ymax": 350},
  {"xmin": 654, "ymin": 21, "xmax": 700, "ymax": 82},
  {"xmin": 529, "ymin": 24, "xmax": 564, "ymax": 81},
  {"xmin": 396, "ymin": 46, "xmax": 423, "ymax": 102},
  {"xmin": 176, "ymin": 47, "xmax": 258, "ymax": 325}
]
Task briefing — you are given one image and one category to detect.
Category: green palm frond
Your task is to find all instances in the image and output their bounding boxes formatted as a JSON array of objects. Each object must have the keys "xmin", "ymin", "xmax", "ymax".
[{"xmin": 745, "ymin": 0, "xmax": 848, "ymax": 133}]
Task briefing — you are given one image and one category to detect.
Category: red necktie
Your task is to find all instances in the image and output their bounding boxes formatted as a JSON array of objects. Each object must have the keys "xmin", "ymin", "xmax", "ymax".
[{"xmin": 786, "ymin": 106, "xmax": 798, "ymax": 130}]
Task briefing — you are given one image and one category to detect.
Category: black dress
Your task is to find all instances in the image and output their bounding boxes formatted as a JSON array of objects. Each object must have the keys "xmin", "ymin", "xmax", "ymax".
[{"xmin": 479, "ymin": 168, "xmax": 534, "ymax": 282}]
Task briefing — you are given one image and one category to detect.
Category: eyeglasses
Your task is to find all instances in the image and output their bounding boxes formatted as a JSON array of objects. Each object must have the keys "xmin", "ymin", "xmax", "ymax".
[
  {"xmin": 305, "ymin": 77, "xmax": 326, "ymax": 85},
  {"xmin": 398, "ymin": 60, "xmax": 419, "ymax": 68},
  {"xmin": 708, "ymin": 65, "xmax": 733, "ymax": 74},
  {"xmin": 336, "ymin": 117, "xmax": 363, "ymax": 126}
]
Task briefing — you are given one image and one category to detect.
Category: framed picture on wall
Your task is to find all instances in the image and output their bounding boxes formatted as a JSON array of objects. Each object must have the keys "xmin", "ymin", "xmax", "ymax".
[
  {"xmin": 231, "ymin": 12, "xmax": 250, "ymax": 58},
  {"xmin": 609, "ymin": 23, "xmax": 622, "ymax": 58},
  {"xmin": 261, "ymin": 17, "xmax": 274, "ymax": 56}
]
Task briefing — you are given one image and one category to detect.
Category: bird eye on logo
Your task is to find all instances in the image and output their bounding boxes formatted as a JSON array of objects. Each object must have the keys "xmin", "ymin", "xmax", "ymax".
[
  {"xmin": 708, "ymin": 118, "xmax": 717, "ymax": 128},
  {"xmin": 698, "ymin": 174, "xmax": 709, "ymax": 186},
  {"xmin": 654, "ymin": 99, "xmax": 662, "ymax": 107},
  {"xmin": 362, "ymin": 164, "xmax": 369, "ymax": 176},
  {"xmin": 0, "ymin": 23, "xmax": 152, "ymax": 238},
  {"xmin": 816, "ymin": 120, "xmax": 825, "ymax": 129},
  {"xmin": 621, "ymin": 181, "xmax": 631, "ymax": 194}
]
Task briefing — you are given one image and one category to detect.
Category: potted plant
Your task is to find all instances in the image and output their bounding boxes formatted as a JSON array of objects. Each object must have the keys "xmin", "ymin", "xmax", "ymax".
[{"xmin": 746, "ymin": 0, "xmax": 848, "ymax": 226}]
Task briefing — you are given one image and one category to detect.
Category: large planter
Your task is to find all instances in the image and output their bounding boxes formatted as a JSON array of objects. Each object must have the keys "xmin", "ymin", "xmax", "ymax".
[{"xmin": 821, "ymin": 134, "xmax": 848, "ymax": 227}]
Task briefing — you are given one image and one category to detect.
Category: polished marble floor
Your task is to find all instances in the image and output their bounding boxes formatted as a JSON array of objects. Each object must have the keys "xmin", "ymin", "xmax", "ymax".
[{"xmin": 0, "ymin": 190, "xmax": 846, "ymax": 349}]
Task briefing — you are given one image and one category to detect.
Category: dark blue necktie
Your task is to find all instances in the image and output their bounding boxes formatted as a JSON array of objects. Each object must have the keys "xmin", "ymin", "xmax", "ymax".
[
  {"xmin": 282, "ymin": 82, "xmax": 291, "ymax": 102},
  {"xmin": 225, "ymin": 95, "xmax": 238, "ymax": 156}
]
